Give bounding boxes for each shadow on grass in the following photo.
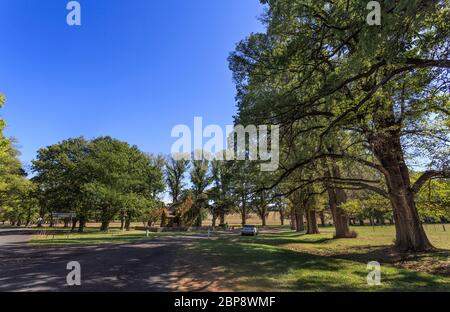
[180,237,450,292]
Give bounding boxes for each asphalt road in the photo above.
[0,228,197,292]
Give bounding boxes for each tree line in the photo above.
[228,0,449,252]
[1,1,449,254]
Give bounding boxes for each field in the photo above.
[28,224,450,291]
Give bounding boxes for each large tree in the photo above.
[32,137,91,231]
[209,159,235,226]
[230,0,450,252]
[165,157,190,204]
[190,157,212,226]
[33,136,161,232]
[0,95,36,226]
[82,137,161,232]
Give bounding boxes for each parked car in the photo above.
[241,225,258,236]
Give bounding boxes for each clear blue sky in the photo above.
[0,0,265,169]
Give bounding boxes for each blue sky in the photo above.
[0,0,265,169]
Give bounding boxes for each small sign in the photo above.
[51,213,77,219]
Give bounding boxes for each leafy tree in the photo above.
[33,137,162,232]
[165,157,190,204]
[190,156,212,226]
[81,137,161,232]
[209,159,235,226]
[230,0,450,251]
[32,137,90,231]
[228,161,258,226]
[0,96,36,226]
[415,175,450,222]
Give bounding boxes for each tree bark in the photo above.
[261,213,267,227]
[306,210,319,234]
[323,161,355,238]
[290,208,296,230]
[211,213,217,227]
[325,177,353,238]
[100,221,110,232]
[279,209,285,226]
[241,200,247,226]
[319,211,325,226]
[120,214,125,230]
[125,216,131,231]
[219,211,225,226]
[71,218,78,232]
[294,206,305,232]
[371,129,433,252]
[78,216,86,233]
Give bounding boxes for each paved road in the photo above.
[0,228,202,292]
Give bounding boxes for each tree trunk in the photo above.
[290,208,296,230]
[195,213,202,227]
[372,131,433,252]
[279,209,285,226]
[219,212,225,226]
[71,218,78,232]
[241,201,246,226]
[100,221,110,232]
[319,211,325,226]
[120,214,125,230]
[160,211,168,227]
[386,175,432,251]
[323,161,355,238]
[211,213,217,227]
[78,216,86,233]
[359,218,365,226]
[325,181,353,238]
[125,216,131,231]
[258,208,267,227]
[306,210,319,234]
[26,212,32,226]
[294,206,304,232]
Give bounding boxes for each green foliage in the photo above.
[165,157,190,203]
[416,178,450,221]
[32,136,164,229]
[341,194,391,220]
[230,0,450,249]
[0,95,35,225]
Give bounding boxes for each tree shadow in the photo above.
[178,237,450,291]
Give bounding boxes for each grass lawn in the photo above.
[176,225,450,291]
[28,224,450,291]
[29,228,195,246]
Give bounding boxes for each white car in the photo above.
[241,225,258,236]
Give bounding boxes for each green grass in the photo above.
[29,228,194,246]
[28,225,450,291]
[178,226,450,291]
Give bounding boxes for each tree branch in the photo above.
[412,170,450,194]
